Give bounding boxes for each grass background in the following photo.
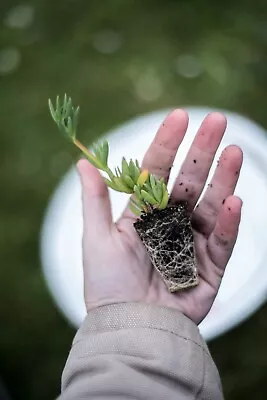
[1,0,267,398]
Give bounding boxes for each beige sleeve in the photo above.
[59,303,223,400]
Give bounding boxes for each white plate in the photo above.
[40,107,267,340]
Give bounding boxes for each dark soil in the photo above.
[134,202,198,292]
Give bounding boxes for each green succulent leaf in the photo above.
[153,182,163,202]
[133,185,143,201]
[65,98,71,118]
[143,183,155,196]
[129,159,135,175]
[129,201,142,216]
[104,178,122,192]
[48,99,56,122]
[63,93,67,109]
[67,116,73,135]
[122,175,135,189]
[73,106,80,132]
[130,197,142,209]
[93,144,101,160]
[141,190,158,205]
[56,96,60,113]
[100,140,109,166]
[150,174,156,190]
[113,177,133,193]
[121,157,129,175]
[129,159,140,183]
[159,184,169,209]
[86,153,104,169]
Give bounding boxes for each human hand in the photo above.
[77,110,243,324]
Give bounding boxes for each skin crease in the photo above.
[77,110,243,325]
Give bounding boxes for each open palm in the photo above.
[78,110,243,325]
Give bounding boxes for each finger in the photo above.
[141,109,189,180]
[121,109,189,220]
[170,112,227,210]
[77,159,113,237]
[208,195,242,270]
[192,145,243,236]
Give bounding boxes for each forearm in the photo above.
[59,303,223,400]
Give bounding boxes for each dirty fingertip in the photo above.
[223,195,243,212]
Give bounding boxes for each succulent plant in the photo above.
[48,95,199,293]
[49,95,169,216]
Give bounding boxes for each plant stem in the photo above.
[74,138,115,180]
[73,138,93,158]
[142,204,148,213]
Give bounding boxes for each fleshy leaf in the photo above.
[56,96,60,112]
[141,190,158,205]
[122,175,135,189]
[86,153,104,169]
[150,174,156,190]
[130,197,142,209]
[93,144,101,160]
[137,169,149,186]
[129,202,142,216]
[133,185,143,200]
[129,159,140,183]
[100,140,109,166]
[153,182,163,202]
[122,157,129,175]
[73,106,80,133]
[63,93,67,110]
[159,186,169,209]
[104,178,122,192]
[48,99,56,122]
[113,177,133,193]
[143,183,154,196]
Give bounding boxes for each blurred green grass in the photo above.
[1,0,267,398]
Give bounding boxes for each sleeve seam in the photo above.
[73,326,211,358]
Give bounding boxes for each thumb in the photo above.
[77,159,113,237]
